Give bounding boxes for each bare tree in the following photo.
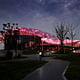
[68,25,76,50]
[55,23,68,53]
[2,23,20,58]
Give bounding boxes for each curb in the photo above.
[62,62,70,80]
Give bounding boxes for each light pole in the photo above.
[42,40,43,51]
[14,25,20,57]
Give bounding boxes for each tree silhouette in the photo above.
[55,23,68,53]
[2,23,20,58]
[68,25,76,50]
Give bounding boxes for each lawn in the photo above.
[22,49,39,55]
[52,53,80,80]
[0,60,47,80]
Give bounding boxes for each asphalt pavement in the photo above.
[22,54,69,80]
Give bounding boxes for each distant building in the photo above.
[4,28,41,50]
[0,27,80,51]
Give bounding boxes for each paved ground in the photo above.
[21,54,69,80]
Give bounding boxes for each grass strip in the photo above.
[52,53,80,80]
[0,60,47,80]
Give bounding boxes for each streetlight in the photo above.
[42,40,43,51]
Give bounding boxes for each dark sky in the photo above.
[0,0,80,39]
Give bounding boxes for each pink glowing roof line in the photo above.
[41,37,80,46]
[12,27,55,38]
[63,39,79,44]
[1,27,80,47]
[41,38,60,45]
[12,27,80,46]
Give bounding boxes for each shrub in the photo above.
[54,49,73,54]
[5,51,13,59]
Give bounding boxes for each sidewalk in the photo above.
[22,54,69,80]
